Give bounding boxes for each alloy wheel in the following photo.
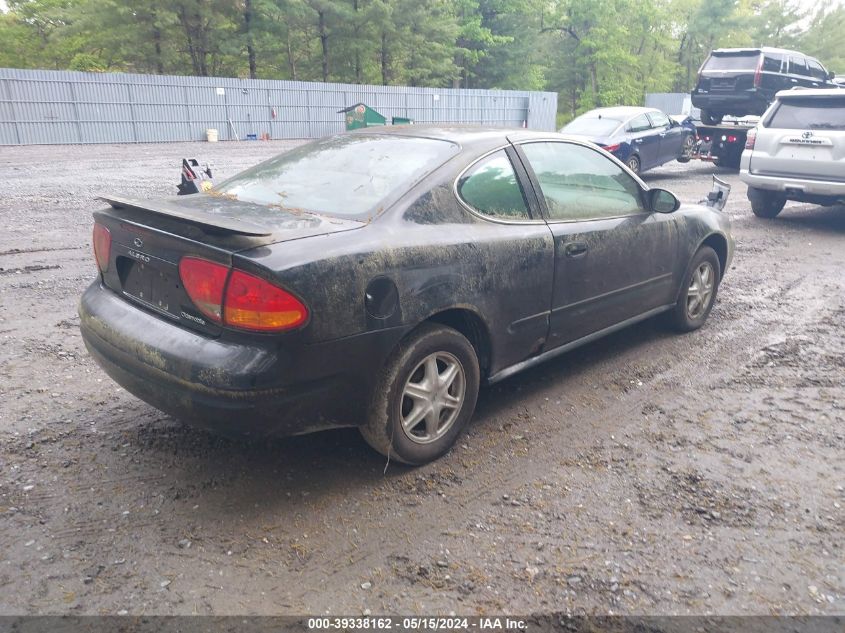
[687,261,714,319]
[400,352,466,444]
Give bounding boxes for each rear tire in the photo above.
[748,186,786,218]
[700,109,723,125]
[625,155,641,175]
[360,323,480,466]
[668,246,721,333]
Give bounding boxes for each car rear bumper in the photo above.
[692,91,768,114]
[79,281,408,437]
[740,167,845,199]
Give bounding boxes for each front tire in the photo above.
[676,136,695,163]
[748,186,786,218]
[360,323,480,465]
[668,246,721,332]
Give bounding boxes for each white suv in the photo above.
[740,88,845,218]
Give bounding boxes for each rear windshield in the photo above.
[767,97,845,130]
[563,117,623,136]
[214,134,459,218]
[704,53,760,71]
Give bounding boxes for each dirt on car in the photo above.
[0,141,842,616]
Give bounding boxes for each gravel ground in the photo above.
[0,140,842,617]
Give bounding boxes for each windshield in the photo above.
[767,97,845,130]
[704,53,760,71]
[214,134,459,218]
[562,117,623,136]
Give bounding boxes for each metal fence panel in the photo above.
[0,68,558,145]
[645,93,699,119]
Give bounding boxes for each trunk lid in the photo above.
[94,194,365,336]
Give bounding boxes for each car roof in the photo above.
[775,87,845,99]
[351,124,574,152]
[576,106,656,120]
[711,47,806,56]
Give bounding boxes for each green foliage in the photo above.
[1,0,842,112]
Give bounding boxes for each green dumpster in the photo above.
[338,103,387,130]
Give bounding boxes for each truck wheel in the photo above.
[700,110,723,125]
[360,323,480,466]
[748,187,786,219]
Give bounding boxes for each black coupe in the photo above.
[80,127,733,465]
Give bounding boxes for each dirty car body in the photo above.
[79,127,733,464]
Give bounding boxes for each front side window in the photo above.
[627,114,652,133]
[648,111,670,129]
[520,142,645,222]
[789,56,808,76]
[808,60,827,80]
[457,150,530,220]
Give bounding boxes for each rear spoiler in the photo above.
[99,195,272,237]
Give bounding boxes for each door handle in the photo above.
[564,241,588,257]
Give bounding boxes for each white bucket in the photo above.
[206,128,219,142]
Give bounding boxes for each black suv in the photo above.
[692,47,836,125]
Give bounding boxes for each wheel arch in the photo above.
[699,233,729,280]
[423,307,492,379]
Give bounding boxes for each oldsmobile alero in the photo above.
[79,127,733,465]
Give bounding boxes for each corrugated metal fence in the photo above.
[0,68,558,145]
[644,93,700,119]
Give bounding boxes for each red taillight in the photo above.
[224,269,308,332]
[726,135,738,144]
[602,143,621,153]
[178,257,308,332]
[745,128,757,150]
[93,223,111,272]
[178,257,229,322]
[754,56,763,88]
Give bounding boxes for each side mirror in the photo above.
[649,188,680,213]
[829,70,836,80]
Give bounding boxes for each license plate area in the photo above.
[116,254,181,315]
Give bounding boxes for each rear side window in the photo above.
[767,97,845,130]
[457,150,530,220]
[215,134,459,219]
[704,53,759,71]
